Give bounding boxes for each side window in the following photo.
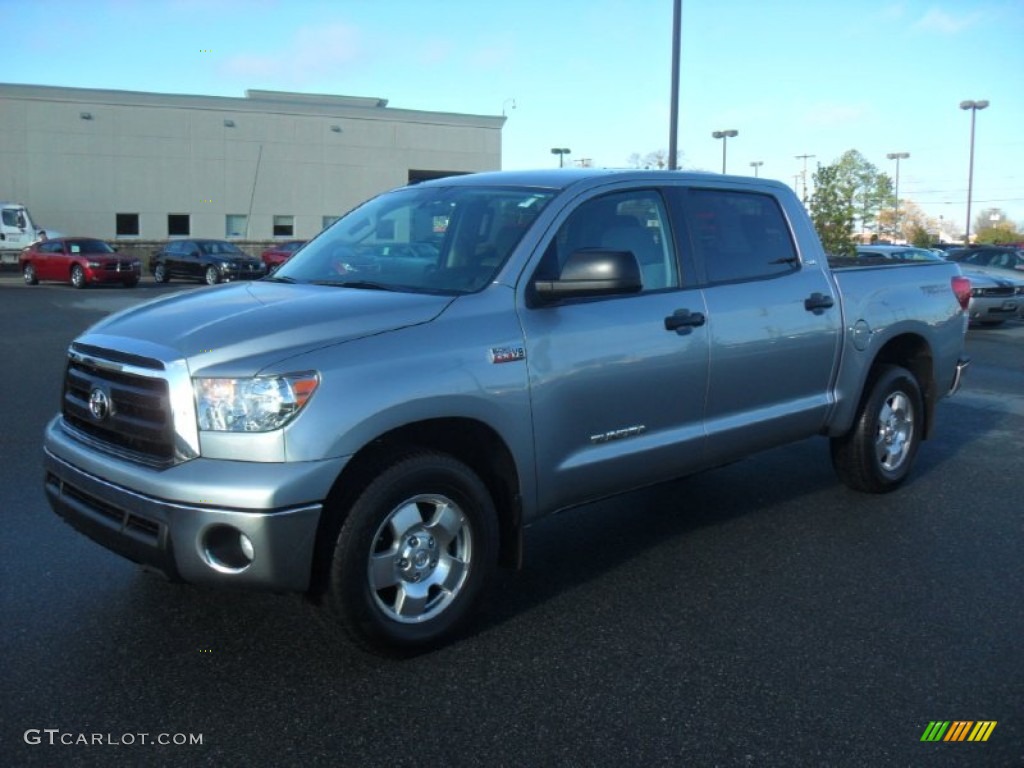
[681,189,798,284]
[539,190,679,291]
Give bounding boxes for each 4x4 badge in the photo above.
[88,388,111,421]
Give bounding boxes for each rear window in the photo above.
[680,189,798,283]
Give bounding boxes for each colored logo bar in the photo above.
[921,721,997,742]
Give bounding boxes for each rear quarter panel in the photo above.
[828,261,966,436]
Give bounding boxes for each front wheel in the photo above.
[23,263,38,285]
[204,265,220,285]
[323,452,498,653]
[831,365,923,493]
[153,262,170,283]
[70,264,86,289]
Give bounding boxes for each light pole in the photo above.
[795,153,815,203]
[749,161,763,177]
[550,147,571,168]
[502,98,516,116]
[886,152,910,241]
[960,99,989,244]
[712,130,738,173]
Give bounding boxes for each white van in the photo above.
[0,203,49,265]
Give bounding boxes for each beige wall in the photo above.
[0,84,504,240]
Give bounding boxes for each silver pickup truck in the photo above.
[43,170,970,652]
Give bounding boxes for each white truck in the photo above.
[0,202,50,266]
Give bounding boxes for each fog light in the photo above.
[202,525,254,572]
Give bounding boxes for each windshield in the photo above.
[274,185,554,294]
[200,241,244,256]
[67,239,116,254]
[2,207,28,229]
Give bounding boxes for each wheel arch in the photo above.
[308,417,523,598]
[860,333,936,439]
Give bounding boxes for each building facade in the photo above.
[0,83,505,241]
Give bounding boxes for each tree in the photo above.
[627,149,684,170]
[835,150,891,236]
[809,161,856,257]
[972,207,1023,244]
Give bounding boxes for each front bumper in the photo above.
[43,416,347,591]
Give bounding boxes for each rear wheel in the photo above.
[23,263,38,285]
[70,264,86,289]
[831,365,923,493]
[323,452,498,653]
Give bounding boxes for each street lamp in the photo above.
[550,147,571,168]
[795,153,815,203]
[886,152,910,241]
[502,98,516,116]
[711,130,738,173]
[959,99,989,244]
[749,161,763,177]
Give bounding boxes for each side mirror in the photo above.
[533,248,642,303]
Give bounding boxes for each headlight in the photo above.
[86,260,101,268]
[220,261,233,269]
[195,373,319,432]
[970,288,984,297]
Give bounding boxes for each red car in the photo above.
[260,240,307,269]
[21,237,140,288]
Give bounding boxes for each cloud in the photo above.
[220,22,364,85]
[913,7,985,35]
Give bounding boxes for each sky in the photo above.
[4,0,1023,233]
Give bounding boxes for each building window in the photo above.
[273,215,294,237]
[168,214,190,237]
[225,214,248,238]
[322,216,339,230]
[115,213,139,237]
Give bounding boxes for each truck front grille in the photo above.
[62,348,176,467]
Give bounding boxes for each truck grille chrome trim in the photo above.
[62,344,199,466]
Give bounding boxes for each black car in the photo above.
[947,246,1024,276]
[150,239,266,285]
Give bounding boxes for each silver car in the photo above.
[856,245,1023,325]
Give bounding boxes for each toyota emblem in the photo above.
[88,388,111,421]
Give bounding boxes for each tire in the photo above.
[23,263,38,285]
[153,262,170,283]
[831,365,923,493]
[204,265,220,285]
[323,452,498,653]
[70,264,86,289]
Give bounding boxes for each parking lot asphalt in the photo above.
[1,277,1021,768]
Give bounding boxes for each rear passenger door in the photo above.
[519,187,710,514]
[670,186,841,464]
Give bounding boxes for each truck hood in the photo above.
[83,281,455,373]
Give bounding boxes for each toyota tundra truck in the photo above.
[42,170,971,652]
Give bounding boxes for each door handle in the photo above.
[804,292,835,313]
[664,308,706,334]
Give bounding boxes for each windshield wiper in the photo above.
[311,279,395,291]
[262,275,297,283]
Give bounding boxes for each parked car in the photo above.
[44,169,970,653]
[856,245,939,262]
[261,240,308,270]
[947,246,1024,276]
[20,237,140,288]
[151,239,266,285]
[856,245,1023,325]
